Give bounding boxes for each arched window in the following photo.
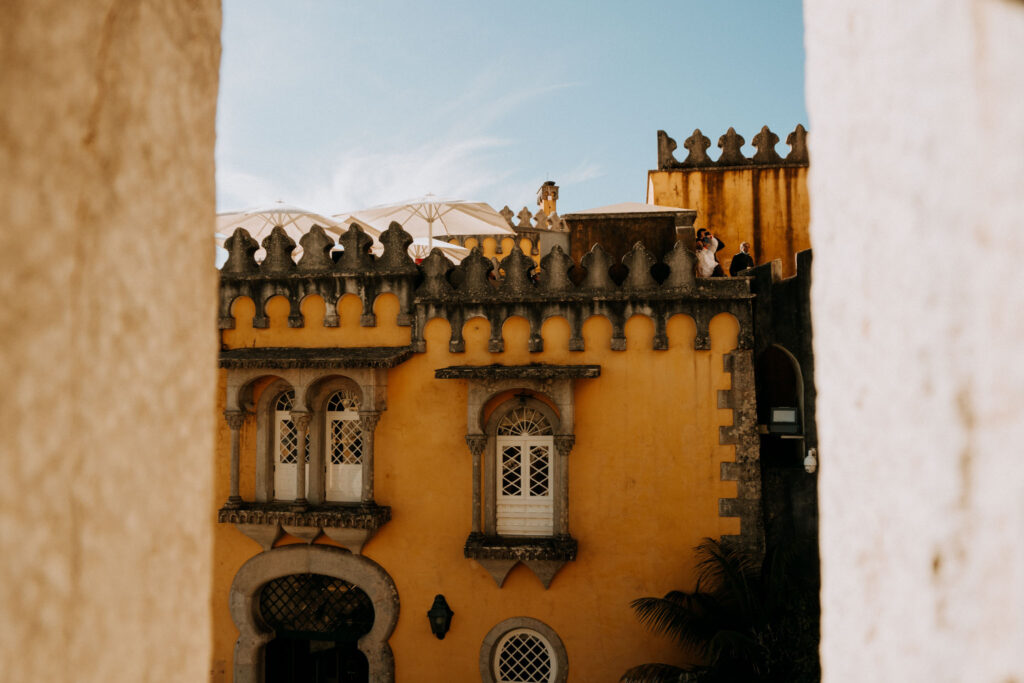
[325,389,362,502]
[273,390,307,500]
[494,629,555,683]
[496,407,554,536]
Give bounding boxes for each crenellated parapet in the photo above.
[441,204,567,257]
[656,124,808,171]
[218,221,755,353]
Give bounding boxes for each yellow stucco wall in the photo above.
[462,235,542,266]
[647,166,810,277]
[213,296,742,681]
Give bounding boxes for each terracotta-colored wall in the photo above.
[213,295,742,681]
[647,167,810,277]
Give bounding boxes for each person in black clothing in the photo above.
[729,241,754,276]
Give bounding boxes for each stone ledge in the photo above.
[464,533,577,589]
[218,502,391,554]
[463,533,578,561]
[219,346,413,369]
[436,364,600,380]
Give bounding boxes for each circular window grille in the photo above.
[494,629,555,683]
[497,407,553,436]
[258,573,374,641]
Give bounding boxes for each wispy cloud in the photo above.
[286,137,517,213]
[560,160,604,185]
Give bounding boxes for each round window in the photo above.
[493,628,555,683]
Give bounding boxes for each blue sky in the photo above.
[217,0,807,216]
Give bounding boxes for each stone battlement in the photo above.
[218,221,754,353]
[656,124,808,171]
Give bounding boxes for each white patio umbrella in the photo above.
[216,201,344,261]
[342,194,514,244]
[332,215,471,264]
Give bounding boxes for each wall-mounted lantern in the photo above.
[427,594,454,640]
[769,406,801,435]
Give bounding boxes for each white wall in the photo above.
[805,1,1024,680]
[0,2,220,680]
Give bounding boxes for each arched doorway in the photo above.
[260,573,373,682]
[230,545,399,683]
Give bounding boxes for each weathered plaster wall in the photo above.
[648,166,810,277]
[805,2,1024,681]
[0,2,220,681]
[212,302,743,681]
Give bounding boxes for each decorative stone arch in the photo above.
[479,616,568,683]
[230,544,399,683]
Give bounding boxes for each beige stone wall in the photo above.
[0,2,220,681]
[805,1,1024,681]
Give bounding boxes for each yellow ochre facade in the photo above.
[210,219,764,682]
[648,126,810,277]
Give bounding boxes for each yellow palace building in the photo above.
[211,127,813,682]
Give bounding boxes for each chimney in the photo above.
[537,180,558,216]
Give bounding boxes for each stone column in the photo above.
[466,434,487,533]
[224,410,247,507]
[554,435,575,537]
[291,411,311,509]
[359,412,381,503]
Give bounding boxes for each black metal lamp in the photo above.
[427,594,454,639]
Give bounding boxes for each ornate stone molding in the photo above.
[218,502,391,554]
[358,410,381,432]
[554,435,575,457]
[289,410,311,431]
[465,434,487,456]
[224,409,248,430]
[219,224,756,354]
[464,533,577,588]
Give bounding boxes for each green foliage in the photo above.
[621,531,820,683]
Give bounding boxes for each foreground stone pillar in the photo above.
[805,2,1024,680]
[0,2,221,681]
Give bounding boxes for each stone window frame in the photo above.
[229,544,399,683]
[460,376,579,588]
[225,368,385,506]
[487,397,561,537]
[220,366,391,553]
[479,616,568,683]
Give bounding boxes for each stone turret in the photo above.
[537,180,558,216]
